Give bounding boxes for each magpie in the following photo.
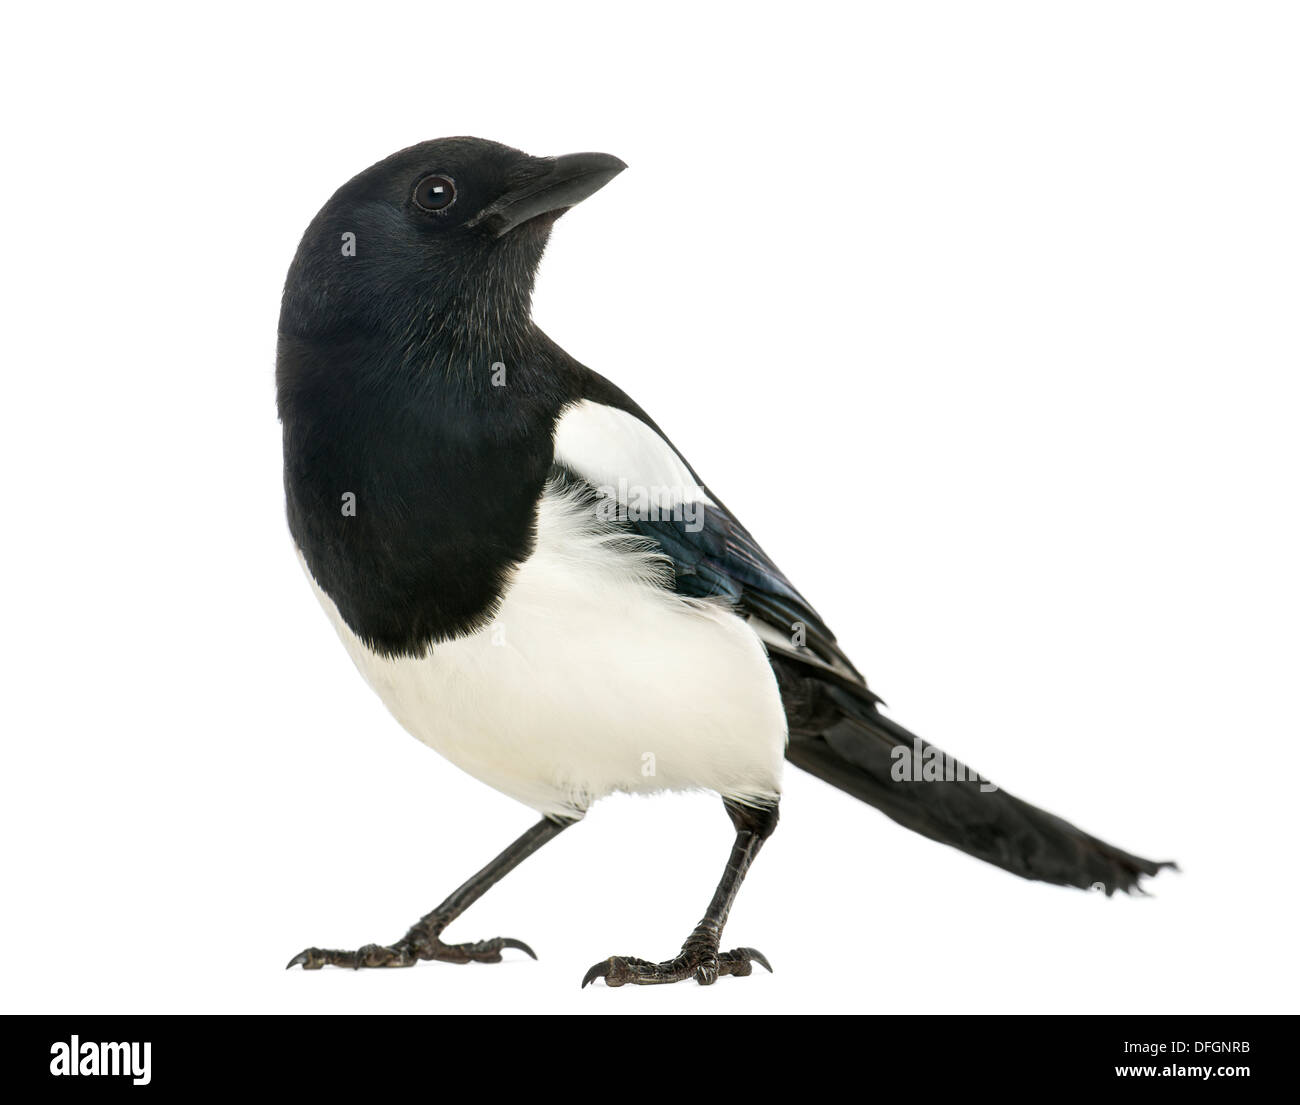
[277,137,1173,987]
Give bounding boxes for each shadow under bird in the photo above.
[276,137,1173,987]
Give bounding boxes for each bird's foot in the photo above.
[286,919,535,970]
[581,929,771,988]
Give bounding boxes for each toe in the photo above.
[719,946,772,977]
[694,961,719,985]
[581,957,616,988]
[581,961,606,988]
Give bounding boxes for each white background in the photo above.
[2,1,1296,1015]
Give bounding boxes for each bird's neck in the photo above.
[390,236,550,388]
[277,294,577,439]
[404,294,538,387]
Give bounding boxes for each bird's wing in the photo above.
[550,386,1170,894]
[551,391,874,698]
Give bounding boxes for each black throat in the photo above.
[276,237,583,658]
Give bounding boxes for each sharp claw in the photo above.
[501,937,537,960]
[286,949,325,970]
[737,947,772,973]
[581,960,610,988]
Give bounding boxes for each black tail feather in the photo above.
[775,661,1174,894]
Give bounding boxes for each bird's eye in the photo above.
[413,174,456,212]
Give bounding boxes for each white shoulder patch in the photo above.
[553,399,714,511]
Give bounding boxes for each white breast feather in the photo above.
[303,477,787,819]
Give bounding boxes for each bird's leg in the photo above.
[287,815,572,970]
[582,798,778,987]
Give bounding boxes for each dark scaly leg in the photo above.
[582,798,778,987]
[287,816,572,970]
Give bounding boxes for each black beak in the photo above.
[470,152,627,238]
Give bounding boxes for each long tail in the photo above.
[775,661,1174,894]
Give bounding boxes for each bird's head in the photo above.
[278,136,625,352]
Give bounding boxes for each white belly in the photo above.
[302,486,788,818]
